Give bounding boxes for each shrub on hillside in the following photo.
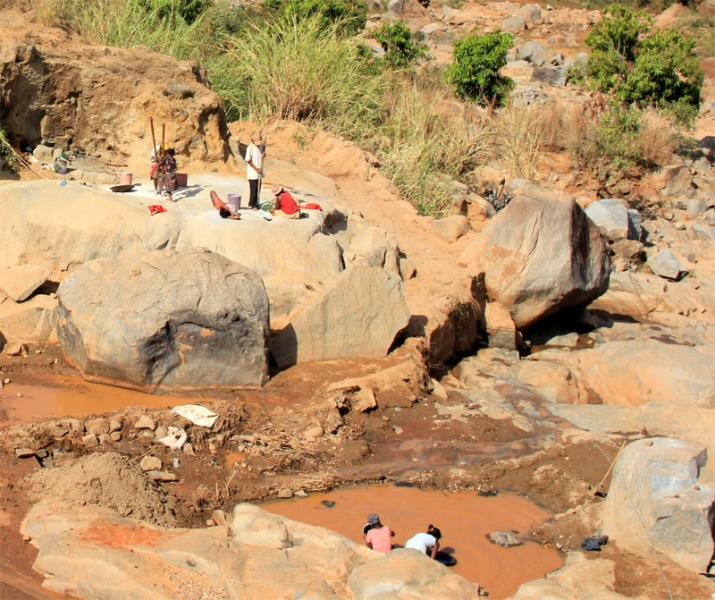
[373,21,428,69]
[443,31,514,115]
[584,4,703,124]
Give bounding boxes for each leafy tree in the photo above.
[584,4,703,124]
[624,29,703,124]
[585,5,650,92]
[443,31,514,115]
[373,20,428,69]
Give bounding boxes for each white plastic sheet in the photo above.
[170,404,219,428]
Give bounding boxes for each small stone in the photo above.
[154,425,168,440]
[81,434,98,447]
[22,534,31,542]
[140,456,162,471]
[3,378,9,384]
[5,342,28,357]
[134,415,156,431]
[183,443,195,455]
[304,426,324,441]
[206,519,216,527]
[393,426,403,434]
[85,418,110,435]
[16,392,22,398]
[488,531,523,547]
[146,470,177,482]
[294,490,308,498]
[15,448,36,458]
[212,510,228,527]
[110,431,122,442]
[277,488,294,499]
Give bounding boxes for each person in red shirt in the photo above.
[270,185,301,219]
[363,514,395,554]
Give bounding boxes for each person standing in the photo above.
[245,132,264,210]
[161,148,178,203]
[405,525,441,559]
[363,514,395,554]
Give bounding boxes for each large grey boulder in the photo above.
[602,437,715,573]
[530,67,567,87]
[348,549,480,599]
[270,266,410,367]
[585,198,641,241]
[57,248,269,392]
[459,195,610,329]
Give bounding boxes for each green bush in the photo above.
[373,20,428,69]
[443,31,514,112]
[584,4,703,124]
[572,101,643,173]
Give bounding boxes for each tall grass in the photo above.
[491,104,543,181]
[39,0,211,60]
[374,76,490,216]
[210,15,384,139]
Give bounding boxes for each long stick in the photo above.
[150,117,162,194]
[594,440,627,496]
[149,117,158,160]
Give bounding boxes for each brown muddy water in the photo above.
[264,485,563,599]
[0,375,199,428]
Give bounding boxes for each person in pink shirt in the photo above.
[363,514,395,554]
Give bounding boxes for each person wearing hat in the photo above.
[363,514,395,554]
[245,132,264,210]
[270,184,301,219]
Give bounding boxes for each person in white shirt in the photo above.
[404,524,441,559]
[245,132,264,210]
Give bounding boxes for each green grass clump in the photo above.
[210,15,384,139]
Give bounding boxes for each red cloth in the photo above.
[148,205,166,214]
[302,202,322,211]
[275,191,299,215]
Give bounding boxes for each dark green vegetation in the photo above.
[444,31,514,114]
[581,4,704,124]
[373,20,428,69]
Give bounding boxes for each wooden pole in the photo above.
[594,440,627,496]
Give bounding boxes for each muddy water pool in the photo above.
[0,375,205,428]
[264,485,563,599]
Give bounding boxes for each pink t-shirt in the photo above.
[366,526,393,553]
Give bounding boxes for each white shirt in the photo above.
[404,533,437,554]
[245,143,262,180]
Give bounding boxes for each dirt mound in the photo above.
[27,452,178,527]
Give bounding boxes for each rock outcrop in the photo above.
[602,437,715,573]
[459,194,610,329]
[57,249,269,391]
[0,31,230,165]
[270,266,410,367]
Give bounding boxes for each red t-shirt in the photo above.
[276,191,299,215]
[366,526,393,553]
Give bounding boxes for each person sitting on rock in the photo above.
[405,524,441,559]
[270,185,301,219]
[363,514,394,554]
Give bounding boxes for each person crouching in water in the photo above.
[270,185,301,219]
[405,524,441,559]
[363,514,395,554]
[161,148,178,203]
